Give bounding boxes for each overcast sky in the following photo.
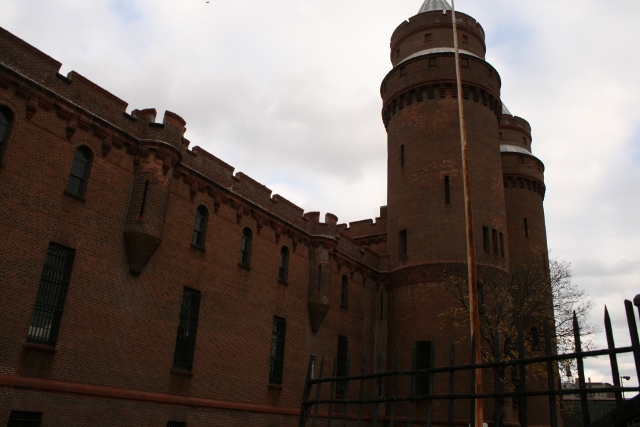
[3,0,640,387]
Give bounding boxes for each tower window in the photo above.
[8,411,42,427]
[380,293,384,321]
[0,106,14,164]
[278,246,289,283]
[522,136,527,144]
[492,229,499,255]
[498,132,503,140]
[415,341,432,396]
[28,243,75,346]
[424,33,432,42]
[524,218,529,237]
[399,229,408,257]
[482,227,490,253]
[173,287,201,371]
[65,146,93,198]
[167,423,186,427]
[192,205,208,248]
[499,232,505,258]
[531,327,540,349]
[462,34,469,44]
[444,176,451,204]
[139,180,150,217]
[519,155,525,164]
[400,144,405,169]
[461,57,469,67]
[336,336,348,395]
[340,275,349,308]
[428,57,437,67]
[399,66,406,76]
[239,227,253,268]
[269,316,286,385]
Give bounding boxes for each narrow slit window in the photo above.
[524,218,529,237]
[278,246,289,283]
[0,106,14,163]
[499,232,505,258]
[192,206,208,248]
[399,229,408,257]
[424,33,432,42]
[482,226,490,253]
[66,146,93,197]
[400,144,405,169]
[239,227,253,267]
[27,243,75,346]
[462,34,469,44]
[139,181,149,216]
[444,176,451,204]
[173,287,201,371]
[380,293,384,321]
[269,316,286,385]
[317,265,322,290]
[492,229,499,255]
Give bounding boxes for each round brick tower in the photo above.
[381,0,510,418]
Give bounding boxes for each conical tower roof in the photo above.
[418,0,452,13]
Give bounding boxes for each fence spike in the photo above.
[427,339,435,427]
[299,355,317,427]
[311,355,325,427]
[624,299,640,382]
[407,342,416,427]
[573,311,590,426]
[605,306,623,406]
[544,319,558,427]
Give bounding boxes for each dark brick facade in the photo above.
[0,4,551,426]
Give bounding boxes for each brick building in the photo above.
[0,0,551,426]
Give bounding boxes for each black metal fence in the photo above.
[298,297,640,427]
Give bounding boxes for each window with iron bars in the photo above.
[336,336,348,395]
[269,316,286,384]
[173,287,201,371]
[8,411,42,427]
[27,243,75,346]
[415,341,432,396]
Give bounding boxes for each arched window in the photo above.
[0,107,14,163]
[66,146,92,197]
[192,206,208,248]
[340,275,348,308]
[239,227,252,267]
[278,246,289,283]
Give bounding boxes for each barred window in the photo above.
[192,206,208,248]
[340,275,348,308]
[415,341,432,396]
[269,316,286,384]
[8,411,42,427]
[0,106,13,163]
[65,146,92,197]
[239,227,252,267]
[27,243,75,345]
[336,336,348,395]
[173,287,201,371]
[278,246,289,283]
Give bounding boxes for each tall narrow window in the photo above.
[482,226,490,253]
[269,316,286,385]
[336,336,348,395]
[444,176,451,204]
[492,229,499,255]
[139,180,149,216]
[173,287,201,371]
[27,243,75,345]
[192,206,208,248]
[8,411,42,427]
[399,229,407,257]
[0,106,13,163]
[239,227,253,267]
[340,275,349,308]
[65,146,92,197]
[400,144,405,169]
[415,341,432,396]
[278,246,289,283]
[499,232,505,258]
[380,293,384,321]
[524,218,529,238]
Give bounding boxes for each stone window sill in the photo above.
[268,384,283,391]
[171,368,193,377]
[23,342,57,354]
[63,190,86,202]
[190,243,206,253]
[238,263,251,271]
